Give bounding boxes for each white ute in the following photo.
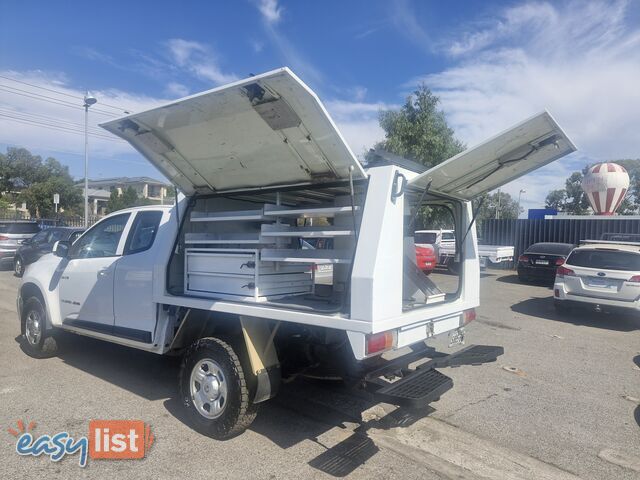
[17,68,576,438]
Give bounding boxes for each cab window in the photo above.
[70,214,130,259]
[124,211,163,254]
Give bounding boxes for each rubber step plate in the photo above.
[373,369,453,409]
[431,345,504,368]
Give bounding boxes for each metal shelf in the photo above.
[190,209,269,222]
[263,204,359,218]
[261,224,354,238]
[260,249,352,264]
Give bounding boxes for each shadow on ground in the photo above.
[511,296,640,332]
[497,274,553,288]
[16,331,432,477]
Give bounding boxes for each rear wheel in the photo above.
[21,297,58,358]
[14,256,24,277]
[179,337,257,439]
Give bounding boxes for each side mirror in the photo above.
[21,238,32,245]
[53,240,70,258]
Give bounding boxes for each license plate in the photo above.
[535,260,549,265]
[586,278,616,289]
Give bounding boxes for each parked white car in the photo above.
[17,68,575,439]
[554,240,640,314]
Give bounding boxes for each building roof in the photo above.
[82,176,169,187]
[82,188,111,200]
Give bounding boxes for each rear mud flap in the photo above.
[364,345,503,409]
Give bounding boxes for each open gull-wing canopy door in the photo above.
[407,111,576,199]
[100,68,365,195]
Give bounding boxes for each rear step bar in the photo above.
[363,344,504,409]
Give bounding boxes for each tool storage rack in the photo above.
[184,202,358,302]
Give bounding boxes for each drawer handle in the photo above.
[241,282,256,289]
[240,261,256,269]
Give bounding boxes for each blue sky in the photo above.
[1,0,639,212]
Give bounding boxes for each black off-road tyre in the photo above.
[179,337,258,439]
[21,297,58,358]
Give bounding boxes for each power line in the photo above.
[0,140,149,166]
[0,85,120,117]
[0,108,111,136]
[0,113,125,142]
[0,74,133,113]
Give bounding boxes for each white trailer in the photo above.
[17,68,575,438]
[438,244,515,269]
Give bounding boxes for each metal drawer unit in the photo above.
[185,249,313,301]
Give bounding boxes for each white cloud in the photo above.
[165,39,238,85]
[407,0,640,209]
[165,82,190,98]
[0,70,165,173]
[250,39,264,53]
[324,100,394,158]
[256,0,282,25]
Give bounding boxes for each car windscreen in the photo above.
[566,249,640,272]
[526,243,574,255]
[0,223,40,234]
[415,232,437,244]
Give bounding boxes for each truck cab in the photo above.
[18,68,575,439]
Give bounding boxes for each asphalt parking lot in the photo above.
[1,267,639,479]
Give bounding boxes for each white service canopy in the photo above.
[408,111,576,199]
[101,68,366,195]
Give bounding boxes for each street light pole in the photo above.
[83,92,97,228]
[517,189,526,218]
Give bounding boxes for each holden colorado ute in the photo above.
[17,68,575,439]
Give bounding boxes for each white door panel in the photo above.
[58,257,117,326]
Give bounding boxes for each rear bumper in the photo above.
[517,264,557,281]
[0,248,16,262]
[554,284,639,312]
[361,344,504,408]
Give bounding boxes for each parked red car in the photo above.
[416,245,437,274]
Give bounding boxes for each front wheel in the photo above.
[179,337,257,439]
[14,256,24,277]
[21,297,58,358]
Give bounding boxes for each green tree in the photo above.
[106,186,153,213]
[545,189,567,210]
[1,147,81,216]
[370,85,465,168]
[564,171,590,215]
[21,177,82,217]
[0,147,49,192]
[475,191,521,225]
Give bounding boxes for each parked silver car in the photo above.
[554,240,640,314]
[0,221,41,266]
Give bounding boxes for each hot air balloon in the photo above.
[581,163,630,215]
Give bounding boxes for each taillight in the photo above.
[0,235,8,241]
[556,265,575,278]
[462,308,476,325]
[628,275,640,283]
[365,330,397,355]
[518,255,529,263]
[555,258,565,266]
